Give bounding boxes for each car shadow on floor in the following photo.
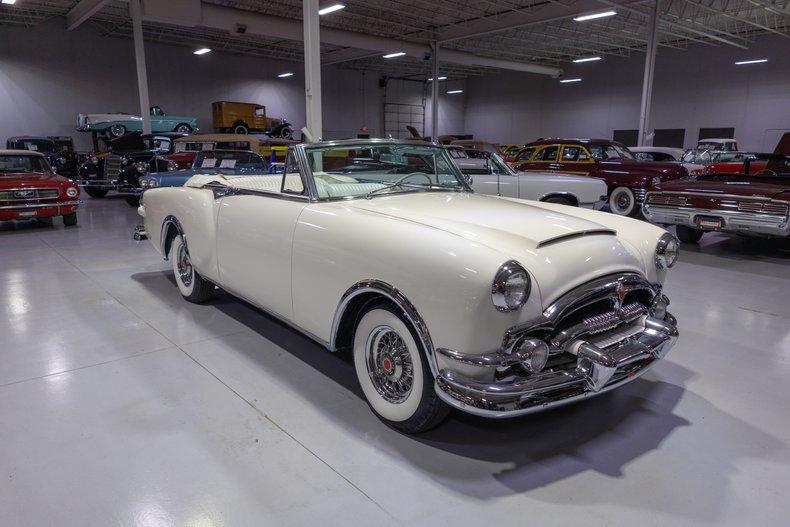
[143,273,692,479]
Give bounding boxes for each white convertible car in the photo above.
[140,139,679,433]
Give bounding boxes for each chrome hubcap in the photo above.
[616,192,631,210]
[365,325,414,404]
[176,241,193,287]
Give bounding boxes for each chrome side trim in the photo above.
[330,280,438,376]
[159,215,184,260]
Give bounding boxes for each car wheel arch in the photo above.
[330,280,438,377]
[539,192,579,206]
[160,215,185,260]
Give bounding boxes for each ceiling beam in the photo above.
[681,0,790,38]
[66,0,111,30]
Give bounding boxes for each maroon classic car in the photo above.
[0,150,81,226]
[513,139,688,216]
[642,154,790,243]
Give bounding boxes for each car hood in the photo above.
[653,176,790,199]
[350,191,614,250]
[347,192,647,304]
[0,172,69,188]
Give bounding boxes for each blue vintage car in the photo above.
[77,106,198,138]
[139,149,277,190]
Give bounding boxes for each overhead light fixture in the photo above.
[428,76,448,81]
[560,78,582,83]
[193,48,211,55]
[573,56,602,63]
[734,58,768,65]
[2,0,18,4]
[318,3,345,15]
[573,10,617,22]
[447,89,463,94]
[383,52,406,59]
[278,72,294,78]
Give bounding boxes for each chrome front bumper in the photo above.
[0,200,81,211]
[76,179,120,190]
[643,204,790,238]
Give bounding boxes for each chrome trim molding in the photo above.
[159,215,184,260]
[0,200,81,211]
[330,280,438,376]
[491,260,530,312]
[643,203,790,238]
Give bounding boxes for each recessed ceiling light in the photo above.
[193,48,211,55]
[1,0,17,5]
[318,3,345,15]
[447,89,463,94]
[572,56,602,63]
[573,11,617,22]
[383,52,406,59]
[428,76,448,81]
[278,72,294,78]
[560,78,582,83]
[734,58,768,65]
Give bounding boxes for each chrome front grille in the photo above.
[0,188,60,203]
[738,201,788,215]
[647,194,687,207]
[581,302,648,335]
[104,154,124,179]
[634,188,647,203]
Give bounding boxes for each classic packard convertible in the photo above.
[140,139,680,432]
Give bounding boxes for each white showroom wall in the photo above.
[0,19,465,149]
[463,34,790,151]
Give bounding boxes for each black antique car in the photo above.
[77,132,183,205]
[5,136,84,178]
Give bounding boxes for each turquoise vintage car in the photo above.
[76,106,198,138]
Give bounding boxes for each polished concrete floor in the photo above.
[1,196,789,527]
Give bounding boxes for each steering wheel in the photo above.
[391,172,433,186]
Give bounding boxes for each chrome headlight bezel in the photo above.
[65,186,79,198]
[134,161,149,174]
[492,260,531,312]
[655,232,680,269]
[140,177,157,189]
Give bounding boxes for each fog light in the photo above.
[515,338,549,374]
[651,294,669,319]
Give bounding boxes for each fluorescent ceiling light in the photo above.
[318,3,345,15]
[278,72,294,78]
[734,58,767,65]
[447,89,463,94]
[428,76,448,81]
[573,56,602,63]
[573,10,617,22]
[193,48,211,55]
[1,0,17,4]
[560,78,582,83]
[383,52,406,59]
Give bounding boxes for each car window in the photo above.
[216,141,251,150]
[561,146,589,161]
[0,155,50,173]
[254,107,266,118]
[447,148,468,159]
[465,149,487,159]
[534,145,559,161]
[514,147,535,162]
[281,151,304,194]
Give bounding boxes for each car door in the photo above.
[556,145,596,176]
[519,144,560,172]
[468,154,518,197]
[215,152,309,319]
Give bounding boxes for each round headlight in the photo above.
[66,186,79,198]
[651,176,661,187]
[121,158,129,165]
[135,162,149,174]
[491,260,531,312]
[140,178,157,188]
[167,161,178,171]
[514,337,549,374]
[655,233,680,269]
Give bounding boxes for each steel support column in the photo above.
[430,41,440,141]
[129,0,151,135]
[637,0,659,146]
[303,0,323,141]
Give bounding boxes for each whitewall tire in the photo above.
[353,306,448,432]
[170,235,214,303]
[609,186,638,216]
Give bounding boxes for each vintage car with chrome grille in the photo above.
[643,154,790,243]
[0,150,80,226]
[77,132,179,205]
[77,105,197,139]
[139,139,679,433]
[513,139,688,216]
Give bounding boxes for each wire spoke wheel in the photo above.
[365,325,414,404]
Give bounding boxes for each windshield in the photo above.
[304,143,467,199]
[0,155,51,173]
[589,144,634,160]
[193,151,266,171]
[9,139,55,153]
[142,136,171,152]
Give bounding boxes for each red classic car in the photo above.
[512,139,688,216]
[642,154,790,243]
[0,150,81,226]
[702,152,767,175]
